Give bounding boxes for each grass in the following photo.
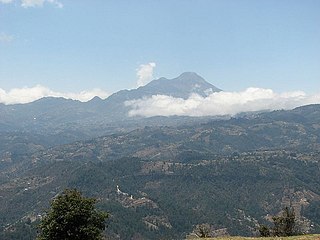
[188,235,320,240]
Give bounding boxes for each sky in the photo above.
[0,0,320,113]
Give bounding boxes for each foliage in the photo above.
[37,189,108,240]
[259,207,297,237]
[258,224,271,237]
[273,207,296,237]
[194,223,212,238]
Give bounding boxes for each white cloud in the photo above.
[136,62,156,87]
[0,85,109,105]
[21,0,44,7]
[0,32,14,43]
[0,0,13,3]
[125,88,320,117]
[0,0,63,8]
[62,89,109,102]
[21,0,63,8]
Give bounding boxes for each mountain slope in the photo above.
[1,105,320,239]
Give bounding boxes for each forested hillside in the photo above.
[1,105,320,239]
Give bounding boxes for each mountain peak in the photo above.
[138,72,221,99]
[177,72,203,80]
[103,72,222,119]
[173,72,210,86]
[88,96,103,102]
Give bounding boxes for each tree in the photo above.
[258,224,270,237]
[37,189,108,240]
[259,206,297,237]
[272,206,296,237]
[194,223,211,238]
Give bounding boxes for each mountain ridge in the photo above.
[1,72,220,106]
[0,72,222,132]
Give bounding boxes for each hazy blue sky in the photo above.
[1,0,320,102]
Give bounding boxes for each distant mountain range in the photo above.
[0,72,221,132]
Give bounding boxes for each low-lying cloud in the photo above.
[125,88,320,117]
[0,85,109,105]
[136,62,156,87]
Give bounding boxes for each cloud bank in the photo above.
[0,85,109,105]
[125,88,320,117]
[136,62,156,87]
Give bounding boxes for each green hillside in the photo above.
[1,105,320,239]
